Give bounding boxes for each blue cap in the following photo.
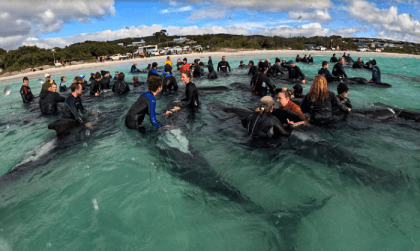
[80,75,85,79]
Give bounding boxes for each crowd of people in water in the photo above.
[18,52,388,140]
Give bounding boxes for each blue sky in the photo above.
[1,0,420,50]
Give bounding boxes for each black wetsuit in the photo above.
[271,64,284,76]
[252,73,276,96]
[112,80,130,95]
[176,62,183,71]
[62,95,87,124]
[147,68,160,79]
[59,82,67,92]
[308,57,314,63]
[162,75,178,92]
[280,62,287,68]
[81,81,89,91]
[207,65,218,79]
[217,61,231,72]
[296,57,302,62]
[39,90,65,115]
[285,66,305,80]
[301,57,308,62]
[125,91,162,133]
[131,65,138,73]
[352,61,365,69]
[337,95,352,108]
[332,63,347,78]
[193,65,204,78]
[365,61,373,70]
[100,77,111,90]
[182,82,199,109]
[90,80,101,96]
[330,56,338,63]
[20,85,35,103]
[239,64,246,68]
[318,68,339,82]
[241,112,292,139]
[300,91,349,125]
[248,66,258,76]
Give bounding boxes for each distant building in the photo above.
[118,43,124,46]
[185,41,197,45]
[132,40,146,47]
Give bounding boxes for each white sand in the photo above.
[1,49,419,82]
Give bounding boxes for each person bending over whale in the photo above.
[125,76,164,133]
[193,61,204,78]
[148,62,160,79]
[242,96,293,140]
[369,60,381,84]
[336,83,352,109]
[284,60,306,84]
[239,61,246,68]
[174,71,199,111]
[332,57,347,79]
[63,82,89,125]
[330,54,338,63]
[364,58,373,70]
[162,65,178,92]
[318,61,340,83]
[251,61,276,96]
[207,64,218,80]
[39,83,65,115]
[131,62,142,73]
[300,75,351,125]
[301,55,308,62]
[270,58,285,76]
[20,77,35,103]
[112,72,130,95]
[352,57,365,69]
[217,56,231,73]
[90,72,101,96]
[248,61,258,76]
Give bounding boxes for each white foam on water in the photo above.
[92,199,99,210]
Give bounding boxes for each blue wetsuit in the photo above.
[125,91,162,132]
[372,66,381,83]
[147,68,160,79]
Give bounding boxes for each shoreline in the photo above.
[1,49,419,82]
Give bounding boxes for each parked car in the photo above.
[357,48,367,52]
[110,54,129,61]
[316,46,326,51]
[375,48,381,52]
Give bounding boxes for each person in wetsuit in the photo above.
[89,73,95,82]
[251,61,276,96]
[280,59,288,68]
[20,77,35,103]
[162,65,178,92]
[148,62,160,79]
[176,58,183,71]
[293,84,304,99]
[112,72,130,95]
[284,60,306,84]
[193,61,204,78]
[352,57,365,69]
[332,57,347,79]
[100,71,111,90]
[302,55,308,62]
[131,62,141,73]
[217,56,231,73]
[239,61,246,68]
[90,72,102,96]
[39,83,65,115]
[308,55,314,63]
[370,60,381,84]
[125,76,163,133]
[300,75,351,125]
[364,58,373,70]
[174,71,199,111]
[318,61,340,82]
[59,76,67,92]
[242,96,293,139]
[114,72,119,81]
[248,61,258,76]
[337,83,352,108]
[330,54,338,63]
[62,82,89,125]
[132,76,143,87]
[295,55,301,62]
[270,58,284,76]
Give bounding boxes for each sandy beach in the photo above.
[1,49,419,82]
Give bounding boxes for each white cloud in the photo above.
[0,1,115,42]
[329,27,367,37]
[160,5,193,14]
[289,10,332,23]
[348,0,420,41]
[17,23,329,49]
[189,7,227,20]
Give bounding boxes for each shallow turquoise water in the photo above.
[0,53,419,251]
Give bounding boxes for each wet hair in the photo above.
[249,60,254,66]
[339,57,345,62]
[322,61,329,67]
[118,72,125,80]
[51,82,57,86]
[95,72,101,80]
[61,76,65,81]
[240,60,243,63]
[152,62,158,68]
[91,73,95,77]
[293,84,303,98]
[23,77,29,82]
[74,76,82,83]
[70,82,81,92]
[133,76,139,82]
[182,71,192,79]
[148,76,163,92]
[199,62,204,67]
[307,75,329,104]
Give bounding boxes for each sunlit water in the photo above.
[0,54,419,251]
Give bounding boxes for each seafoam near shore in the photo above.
[1,49,419,82]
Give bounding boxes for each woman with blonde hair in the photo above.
[300,74,351,125]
